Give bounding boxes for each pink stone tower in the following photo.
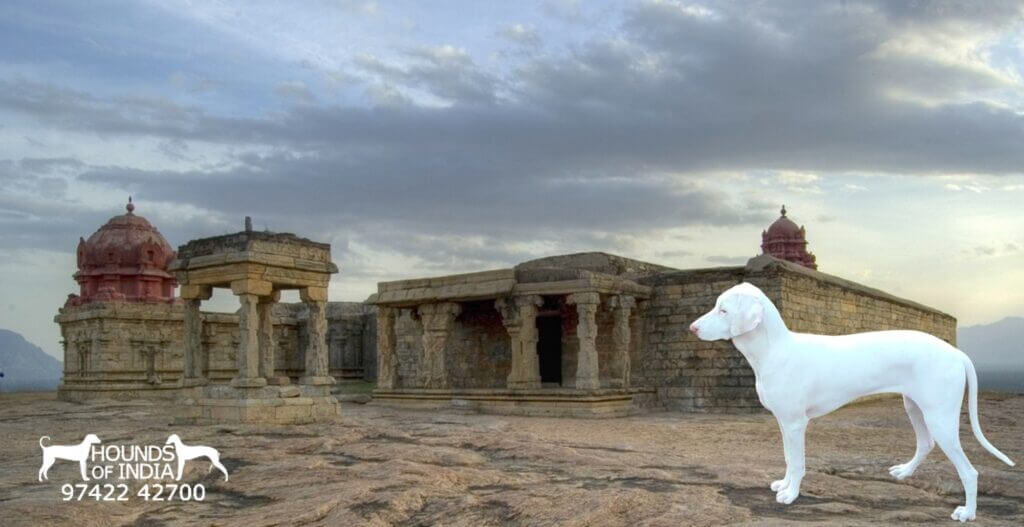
[760,205,817,270]
[67,197,177,305]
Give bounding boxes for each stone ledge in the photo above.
[174,395,340,424]
[372,388,640,418]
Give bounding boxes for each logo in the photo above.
[38,434,102,481]
[37,433,228,502]
[165,434,229,482]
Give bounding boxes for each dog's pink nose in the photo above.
[689,324,698,335]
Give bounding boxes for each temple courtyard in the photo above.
[0,392,1021,526]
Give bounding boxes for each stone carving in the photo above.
[609,295,636,388]
[417,302,461,389]
[299,287,334,386]
[377,307,398,389]
[132,340,165,385]
[567,292,601,390]
[180,297,207,385]
[258,293,288,385]
[496,295,543,390]
[233,292,265,388]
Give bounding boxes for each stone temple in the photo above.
[56,202,956,418]
[56,201,375,404]
[368,206,955,416]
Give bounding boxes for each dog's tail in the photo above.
[39,436,50,448]
[964,355,1015,466]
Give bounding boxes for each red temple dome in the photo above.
[761,205,817,270]
[67,198,177,306]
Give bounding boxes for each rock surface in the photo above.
[1,392,1021,526]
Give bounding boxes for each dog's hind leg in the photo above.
[923,408,978,522]
[39,456,53,481]
[889,396,934,480]
[209,455,229,482]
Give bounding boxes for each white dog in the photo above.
[38,434,101,482]
[690,282,1015,523]
[165,434,229,482]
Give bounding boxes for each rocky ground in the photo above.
[0,391,1021,526]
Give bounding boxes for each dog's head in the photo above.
[165,434,181,445]
[689,282,766,341]
[83,434,101,445]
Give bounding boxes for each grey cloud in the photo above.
[704,255,751,265]
[4,1,1024,269]
[496,24,541,46]
[354,46,498,106]
[274,81,316,104]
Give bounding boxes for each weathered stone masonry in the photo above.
[635,255,957,413]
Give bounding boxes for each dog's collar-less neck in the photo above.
[731,301,790,375]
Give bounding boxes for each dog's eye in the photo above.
[719,308,727,314]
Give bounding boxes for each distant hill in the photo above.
[0,329,62,392]
[958,317,1024,393]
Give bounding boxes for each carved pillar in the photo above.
[179,285,211,387]
[567,292,601,390]
[258,291,288,385]
[417,302,461,389]
[300,286,335,385]
[608,295,636,388]
[231,279,271,388]
[377,306,399,389]
[497,295,543,390]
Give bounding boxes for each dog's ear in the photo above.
[729,294,764,337]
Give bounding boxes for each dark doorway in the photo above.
[537,316,562,384]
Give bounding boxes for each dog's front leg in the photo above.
[176,454,185,481]
[79,460,90,482]
[771,417,791,492]
[776,416,808,505]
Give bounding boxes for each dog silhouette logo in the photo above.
[165,434,229,482]
[38,434,101,481]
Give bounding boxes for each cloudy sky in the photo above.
[2,0,1023,360]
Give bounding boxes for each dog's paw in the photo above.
[770,478,789,492]
[888,462,916,480]
[775,486,800,505]
[951,505,975,522]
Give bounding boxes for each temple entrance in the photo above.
[537,316,562,385]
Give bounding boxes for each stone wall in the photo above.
[394,308,423,388]
[56,300,374,400]
[391,302,515,389]
[448,301,511,388]
[778,270,957,344]
[637,267,763,413]
[635,256,957,413]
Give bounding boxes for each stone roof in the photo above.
[69,198,177,306]
[369,252,660,307]
[515,252,676,279]
[747,254,953,318]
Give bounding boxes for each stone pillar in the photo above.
[231,280,271,388]
[497,295,543,390]
[608,295,636,388]
[300,286,335,386]
[567,292,601,390]
[377,306,399,389]
[179,285,211,387]
[417,302,461,389]
[258,291,288,385]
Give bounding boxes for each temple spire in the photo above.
[760,205,817,270]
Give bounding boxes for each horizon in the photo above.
[2,1,1024,361]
